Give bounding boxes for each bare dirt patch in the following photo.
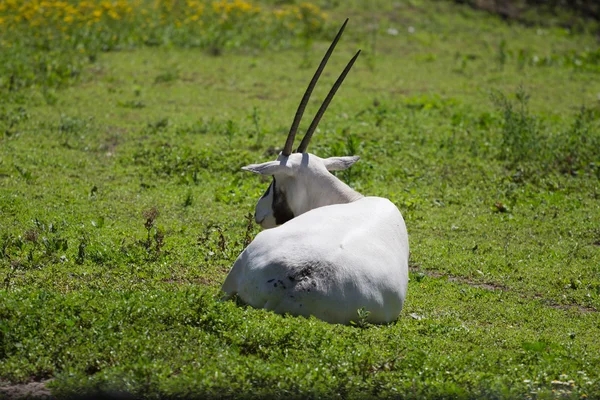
[410,266,508,291]
[409,266,597,313]
[0,380,53,399]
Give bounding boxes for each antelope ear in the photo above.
[323,156,360,171]
[242,161,290,176]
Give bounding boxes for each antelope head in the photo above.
[242,19,362,229]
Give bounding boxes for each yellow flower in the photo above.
[299,3,320,12]
[212,1,224,14]
[64,15,74,23]
[233,0,251,12]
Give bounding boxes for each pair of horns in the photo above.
[282,18,361,156]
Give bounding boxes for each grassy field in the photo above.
[1,0,600,398]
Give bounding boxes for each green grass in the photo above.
[1,1,600,398]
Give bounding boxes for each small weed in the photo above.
[553,105,600,175]
[154,70,179,84]
[363,22,378,71]
[58,114,90,147]
[413,272,426,283]
[176,118,214,135]
[492,201,510,213]
[490,86,539,164]
[118,100,146,109]
[154,228,165,255]
[76,235,88,265]
[453,52,478,74]
[147,118,169,133]
[248,106,264,149]
[141,207,164,259]
[41,236,68,257]
[0,106,29,137]
[517,48,529,70]
[224,120,237,149]
[300,37,314,69]
[369,99,388,127]
[143,208,159,232]
[183,191,193,208]
[497,39,508,70]
[350,307,371,329]
[14,165,33,183]
[23,229,39,244]
[195,222,246,263]
[0,220,69,269]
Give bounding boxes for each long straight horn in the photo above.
[296,50,361,153]
[281,18,349,157]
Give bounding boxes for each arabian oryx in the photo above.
[222,19,409,324]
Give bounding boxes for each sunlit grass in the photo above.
[0,0,599,398]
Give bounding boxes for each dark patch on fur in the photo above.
[272,262,333,295]
[272,177,294,225]
[288,266,314,282]
[272,279,287,289]
[287,263,334,293]
[287,266,316,293]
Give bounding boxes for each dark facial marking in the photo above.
[260,181,272,199]
[272,177,294,225]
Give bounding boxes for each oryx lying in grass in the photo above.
[222,20,409,324]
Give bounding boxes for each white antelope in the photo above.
[222,20,409,324]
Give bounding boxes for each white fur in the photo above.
[222,152,409,324]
